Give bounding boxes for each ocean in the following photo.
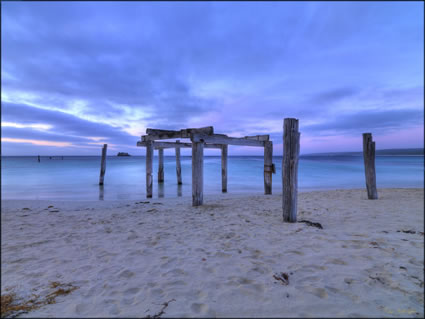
[1,155,423,200]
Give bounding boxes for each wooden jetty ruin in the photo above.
[137,126,275,206]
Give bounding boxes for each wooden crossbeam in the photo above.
[137,141,223,149]
[143,126,214,141]
[191,134,265,147]
[181,126,214,137]
[244,135,270,141]
[155,142,192,149]
[159,143,222,150]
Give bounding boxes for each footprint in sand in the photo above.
[237,277,254,285]
[215,251,232,258]
[324,285,340,294]
[127,233,138,240]
[298,275,321,284]
[75,303,90,315]
[249,264,270,275]
[408,258,422,266]
[326,258,347,265]
[124,287,141,295]
[246,283,265,293]
[201,266,215,274]
[191,303,209,314]
[302,265,327,271]
[196,290,207,298]
[120,297,135,306]
[119,270,135,279]
[346,240,368,249]
[165,268,186,276]
[409,241,423,248]
[287,250,304,256]
[150,288,164,298]
[167,280,186,287]
[107,304,120,315]
[80,265,92,272]
[308,287,328,299]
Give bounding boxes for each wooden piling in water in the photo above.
[192,141,204,206]
[158,148,164,183]
[282,118,300,223]
[158,183,164,198]
[264,141,273,194]
[362,133,378,199]
[99,144,107,185]
[221,144,228,193]
[37,155,40,162]
[175,140,182,185]
[146,141,153,198]
[99,184,104,200]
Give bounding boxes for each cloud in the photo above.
[1,2,423,154]
[2,102,137,146]
[303,108,424,135]
[2,138,73,148]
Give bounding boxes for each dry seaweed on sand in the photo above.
[1,282,78,318]
[1,293,33,318]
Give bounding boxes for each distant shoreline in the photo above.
[2,153,424,158]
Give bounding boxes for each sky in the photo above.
[1,1,424,156]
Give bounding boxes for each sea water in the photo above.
[1,155,423,200]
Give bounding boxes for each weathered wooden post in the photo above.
[192,140,204,206]
[158,148,164,183]
[146,141,153,198]
[37,155,40,162]
[282,118,300,222]
[362,133,378,199]
[99,144,107,185]
[221,144,228,193]
[158,183,164,198]
[175,140,182,185]
[99,185,104,200]
[264,141,273,194]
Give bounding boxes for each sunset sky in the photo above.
[2,1,424,156]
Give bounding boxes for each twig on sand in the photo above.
[273,272,289,285]
[298,220,323,229]
[399,229,416,234]
[397,230,424,236]
[146,299,176,318]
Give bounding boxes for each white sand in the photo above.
[1,188,424,318]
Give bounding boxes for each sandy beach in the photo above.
[1,188,424,318]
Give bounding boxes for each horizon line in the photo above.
[2,147,423,157]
